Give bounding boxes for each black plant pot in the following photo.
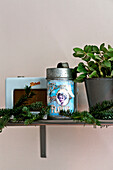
[85,78,113,108]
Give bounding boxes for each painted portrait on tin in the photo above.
[56,89,69,106]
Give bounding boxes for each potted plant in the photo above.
[73,43,113,108]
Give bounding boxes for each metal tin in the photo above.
[46,67,77,118]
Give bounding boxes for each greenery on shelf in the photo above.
[1,84,113,132]
[60,100,113,125]
[73,43,113,82]
[90,100,113,120]
[0,85,50,132]
[14,85,35,108]
[60,110,101,126]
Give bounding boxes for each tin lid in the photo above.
[46,68,73,79]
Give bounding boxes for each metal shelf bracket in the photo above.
[40,125,46,158]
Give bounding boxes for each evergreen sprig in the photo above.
[60,100,113,123]
[90,100,113,120]
[0,85,50,132]
[90,100,113,113]
[60,110,101,126]
[14,86,35,108]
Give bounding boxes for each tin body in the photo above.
[46,68,77,118]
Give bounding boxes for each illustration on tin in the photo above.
[56,89,69,106]
[47,81,74,116]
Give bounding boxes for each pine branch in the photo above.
[14,86,35,108]
[60,110,101,126]
[90,100,113,120]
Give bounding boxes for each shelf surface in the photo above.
[7,119,113,126]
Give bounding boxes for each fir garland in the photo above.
[0,86,50,132]
[1,84,113,132]
[60,110,101,126]
[90,100,113,120]
[60,100,113,125]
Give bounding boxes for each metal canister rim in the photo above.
[46,68,73,80]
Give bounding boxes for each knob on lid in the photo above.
[57,62,69,68]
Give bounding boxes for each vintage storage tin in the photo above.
[46,66,77,118]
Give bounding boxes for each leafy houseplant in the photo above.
[73,43,113,82]
[73,43,113,108]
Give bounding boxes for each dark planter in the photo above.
[85,78,113,108]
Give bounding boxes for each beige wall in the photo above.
[0,0,113,169]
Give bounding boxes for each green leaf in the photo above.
[87,53,95,60]
[106,52,113,57]
[84,45,93,53]
[100,43,105,48]
[88,46,92,53]
[73,48,83,52]
[84,45,89,53]
[88,61,97,69]
[73,53,77,57]
[22,106,29,112]
[108,57,113,61]
[100,43,107,52]
[108,44,112,49]
[104,54,109,59]
[95,55,101,61]
[108,48,113,52]
[111,70,113,76]
[73,52,84,58]
[88,67,95,71]
[73,48,85,58]
[75,73,87,83]
[82,55,91,62]
[89,71,98,78]
[103,60,111,68]
[88,53,102,61]
[87,53,97,61]
[92,46,99,53]
[73,48,84,57]
[25,85,31,96]
[77,62,87,73]
[84,45,92,53]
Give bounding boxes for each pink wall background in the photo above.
[0,0,113,169]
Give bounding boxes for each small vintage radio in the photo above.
[5,77,47,109]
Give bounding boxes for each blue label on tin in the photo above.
[47,80,74,116]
